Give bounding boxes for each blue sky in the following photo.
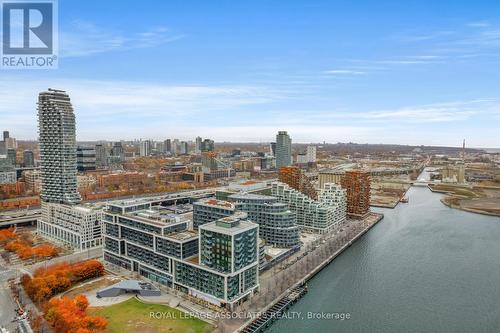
[1,0,500,147]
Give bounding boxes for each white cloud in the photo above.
[60,20,183,57]
[0,77,279,139]
[467,21,491,28]
[324,69,366,75]
[1,77,498,146]
[283,99,500,124]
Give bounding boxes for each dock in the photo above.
[240,284,308,333]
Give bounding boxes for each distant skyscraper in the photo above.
[23,150,35,167]
[180,141,188,155]
[195,136,202,154]
[95,144,107,167]
[111,142,125,162]
[275,131,292,169]
[164,139,172,154]
[38,89,81,205]
[6,148,16,166]
[306,145,317,163]
[140,140,152,156]
[270,142,276,156]
[201,138,214,152]
[4,137,17,149]
[0,131,9,154]
[172,139,180,155]
[76,146,97,171]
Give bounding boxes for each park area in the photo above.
[88,297,214,333]
[0,226,69,264]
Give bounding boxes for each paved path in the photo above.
[24,246,103,273]
[219,214,382,333]
[0,267,18,332]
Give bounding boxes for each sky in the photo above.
[1,0,500,147]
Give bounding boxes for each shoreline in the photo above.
[236,213,384,332]
[440,198,500,217]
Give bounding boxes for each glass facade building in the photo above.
[275,131,292,169]
[102,199,259,309]
[228,193,300,248]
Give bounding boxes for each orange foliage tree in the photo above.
[5,238,59,260]
[45,295,107,333]
[0,227,15,243]
[2,228,59,260]
[22,260,104,304]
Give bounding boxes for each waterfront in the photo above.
[267,185,500,333]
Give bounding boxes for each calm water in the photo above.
[268,185,500,333]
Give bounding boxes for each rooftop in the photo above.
[195,198,235,209]
[108,197,152,208]
[127,209,188,227]
[165,230,198,242]
[228,192,276,201]
[200,213,257,235]
[73,202,105,212]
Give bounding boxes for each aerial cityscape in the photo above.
[1,1,499,333]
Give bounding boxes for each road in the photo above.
[0,263,19,332]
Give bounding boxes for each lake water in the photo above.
[267,183,500,333]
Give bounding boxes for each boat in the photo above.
[400,197,409,203]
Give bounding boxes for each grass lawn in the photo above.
[88,297,213,333]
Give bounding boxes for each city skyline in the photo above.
[0,0,499,147]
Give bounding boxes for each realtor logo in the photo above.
[1,0,58,68]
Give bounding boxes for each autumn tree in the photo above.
[45,295,107,333]
[22,260,105,304]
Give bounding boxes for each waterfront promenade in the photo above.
[218,213,383,333]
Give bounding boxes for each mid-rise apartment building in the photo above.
[38,203,103,250]
[228,193,300,248]
[23,169,41,193]
[102,199,259,309]
[341,170,371,218]
[192,198,236,230]
[76,146,97,172]
[272,182,346,233]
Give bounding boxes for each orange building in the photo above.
[0,181,26,198]
[0,196,40,210]
[279,166,318,200]
[341,170,371,218]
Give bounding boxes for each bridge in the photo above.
[0,215,39,228]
